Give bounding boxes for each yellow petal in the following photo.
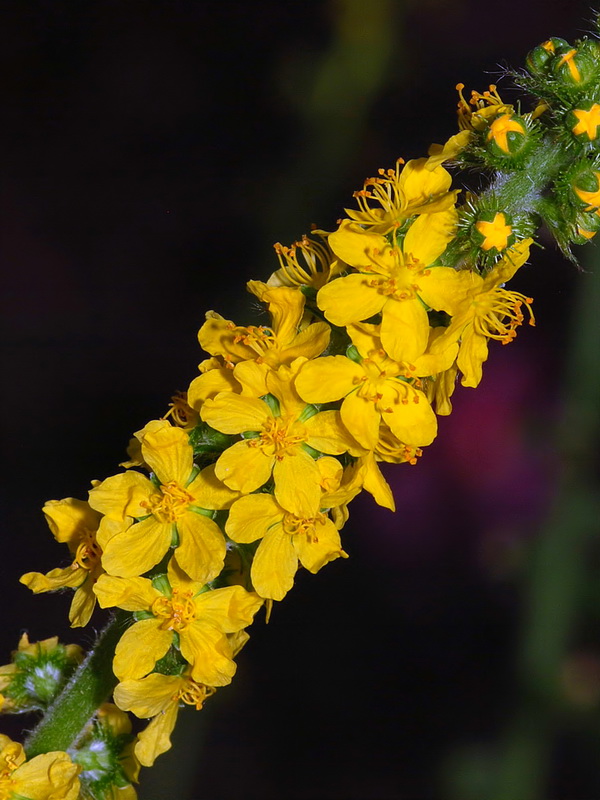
[273,448,321,517]
[457,328,489,388]
[358,453,395,511]
[232,360,269,397]
[187,464,241,509]
[225,494,282,544]
[345,321,381,358]
[380,298,429,363]
[42,498,100,546]
[251,528,297,601]
[317,273,386,327]
[265,360,307,418]
[412,339,459,377]
[113,619,172,681]
[214,440,274,493]
[397,158,452,213]
[340,391,380,451]
[483,238,532,288]
[101,516,172,578]
[134,703,179,767]
[193,585,263,633]
[88,471,154,521]
[94,575,158,612]
[418,267,481,317]
[69,582,97,628]
[187,368,240,411]
[114,674,182,718]
[304,410,356,455]
[294,517,346,573]
[403,208,457,266]
[14,751,80,800]
[140,423,192,486]
[328,221,391,269]
[279,321,331,364]
[179,623,235,687]
[20,566,84,593]
[252,283,305,345]
[201,392,270,434]
[175,511,226,585]
[295,356,361,404]
[383,385,438,446]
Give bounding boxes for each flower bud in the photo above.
[571,209,600,244]
[569,165,600,210]
[471,211,515,254]
[551,47,598,91]
[566,102,600,144]
[526,37,570,76]
[484,113,531,161]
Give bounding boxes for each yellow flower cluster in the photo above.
[19,141,536,780]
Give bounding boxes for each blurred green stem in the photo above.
[491,252,600,800]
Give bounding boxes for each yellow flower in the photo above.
[456,83,513,132]
[268,232,344,289]
[20,498,104,627]
[345,158,458,234]
[318,212,463,363]
[163,391,200,431]
[115,672,215,767]
[296,322,452,450]
[89,421,237,584]
[431,240,534,387]
[197,283,330,370]
[114,631,248,768]
[0,735,80,800]
[201,359,357,517]
[226,489,348,601]
[94,560,262,685]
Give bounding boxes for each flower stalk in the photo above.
[3,13,600,800]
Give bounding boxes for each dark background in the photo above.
[2,1,599,798]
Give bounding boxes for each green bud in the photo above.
[565,101,600,145]
[551,47,598,91]
[526,37,570,76]
[483,113,532,163]
[346,344,361,362]
[470,210,516,254]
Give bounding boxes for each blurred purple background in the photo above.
[1,1,598,798]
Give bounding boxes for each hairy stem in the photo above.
[24,614,125,758]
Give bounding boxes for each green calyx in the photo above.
[3,640,82,712]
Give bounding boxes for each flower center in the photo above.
[176,678,217,710]
[74,529,103,571]
[282,512,327,542]
[151,588,196,632]
[472,288,535,343]
[231,324,277,358]
[144,481,195,523]
[250,416,306,460]
[165,391,198,429]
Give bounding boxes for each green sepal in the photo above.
[346,344,361,363]
[151,573,171,597]
[188,421,235,457]
[260,393,280,416]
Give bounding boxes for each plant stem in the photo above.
[24,613,125,758]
